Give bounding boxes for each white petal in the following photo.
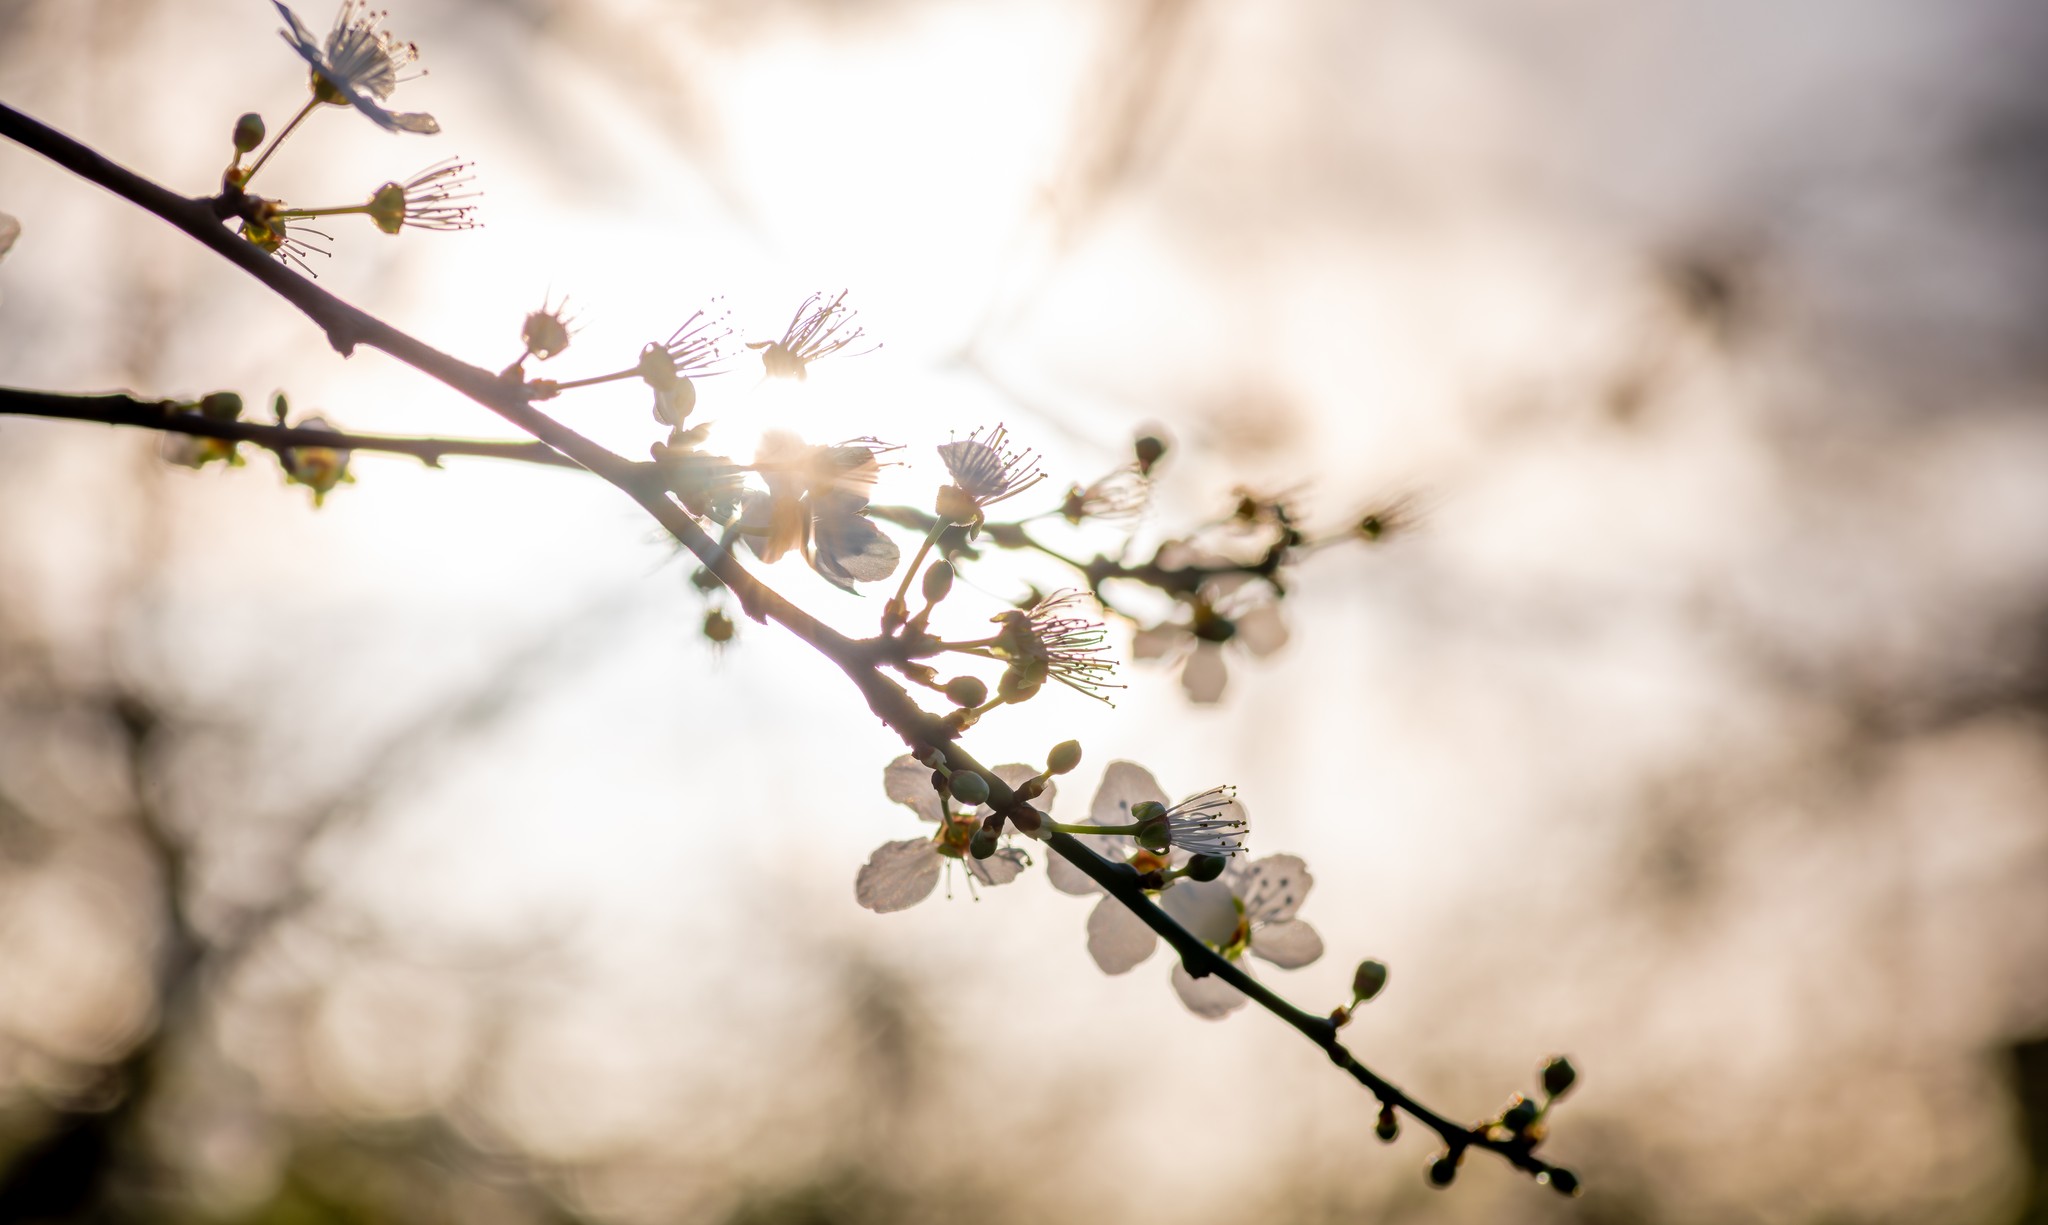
[1181,642,1229,703]
[1170,960,1250,1019]
[854,839,942,913]
[1157,877,1240,947]
[966,846,1029,887]
[1090,760,1169,826]
[0,213,18,260]
[1131,624,1182,661]
[811,510,901,589]
[385,109,441,135]
[1046,849,1103,896]
[1085,895,1158,974]
[1243,854,1313,923]
[882,754,945,823]
[1250,919,1324,969]
[1235,603,1290,658]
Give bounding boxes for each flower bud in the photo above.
[948,771,990,806]
[1185,853,1227,882]
[921,560,955,603]
[690,566,724,592]
[1374,1103,1399,1143]
[198,391,244,421]
[944,675,988,708]
[1136,822,1171,854]
[1501,1096,1539,1134]
[1133,431,1168,476]
[1541,1056,1577,1100]
[1427,1153,1460,1188]
[1351,959,1389,1003]
[702,609,734,644]
[232,112,266,154]
[1544,1168,1580,1197]
[996,664,1041,703]
[1046,740,1083,774]
[968,826,999,860]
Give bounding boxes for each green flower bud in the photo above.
[1351,959,1389,1003]
[968,826,998,860]
[690,566,723,592]
[1046,740,1083,774]
[198,391,244,421]
[1133,432,1167,475]
[921,560,955,603]
[232,112,266,155]
[1544,1168,1580,1197]
[944,676,988,708]
[1541,1056,1577,1100]
[1374,1104,1399,1143]
[948,771,990,806]
[1130,800,1167,823]
[1185,853,1227,882]
[996,664,1041,703]
[1427,1153,1460,1188]
[1136,822,1171,854]
[702,609,734,644]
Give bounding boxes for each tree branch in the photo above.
[0,97,1576,1192]
[0,386,587,470]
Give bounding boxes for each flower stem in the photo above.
[548,367,639,392]
[242,96,320,186]
[888,522,949,623]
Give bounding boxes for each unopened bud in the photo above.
[1133,431,1168,475]
[1501,1096,1539,1134]
[1544,1168,1580,1197]
[996,665,1041,703]
[198,391,244,421]
[232,112,266,154]
[1137,822,1171,854]
[968,826,998,860]
[1427,1153,1460,1188]
[948,771,990,806]
[1046,740,1083,774]
[1351,959,1389,1003]
[702,609,734,644]
[1375,1104,1399,1142]
[690,566,723,592]
[943,676,988,708]
[921,561,955,603]
[1541,1056,1577,1100]
[1185,853,1227,882]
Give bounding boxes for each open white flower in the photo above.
[736,434,900,592]
[855,757,1051,913]
[1132,566,1289,704]
[1050,761,1310,1018]
[275,1,439,134]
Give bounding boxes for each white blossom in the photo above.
[275,1,439,134]
[855,757,1050,913]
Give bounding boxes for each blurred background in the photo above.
[4,0,2048,1221]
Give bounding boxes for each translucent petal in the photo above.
[1181,642,1229,703]
[854,839,942,913]
[1131,624,1182,661]
[1171,960,1250,1019]
[1250,919,1324,969]
[811,509,900,589]
[966,846,1028,887]
[1046,848,1103,896]
[1086,894,1158,974]
[0,213,16,260]
[1236,603,1290,658]
[882,754,944,823]
[1243,854,1313,923]
[385,109,441,135]
[1090,760,1169,827]
[1157,877,1240,947]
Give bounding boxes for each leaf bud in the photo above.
[943,676,988,708]
[968,826,998,860]
[232,112,266,155]
[1185,853,1227,882]
[1351,959,1389,1003]
[921,560,955,603]
[948,771,991,806]
[1427,1153,1460,1188]
[1375,1103,1399,1142]
[1046,740,1083,774]
[1541,1056,1577,1100]
[1544,1168,1580,1197]
[1133,431,1168,475]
